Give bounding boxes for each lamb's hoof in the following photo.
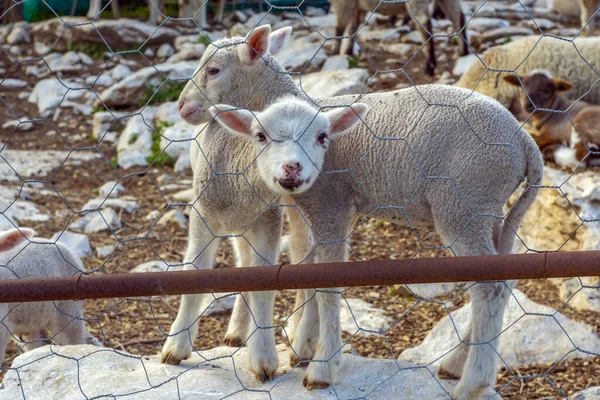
[451,382,492,400]
[249,363,277,383]
[437,365,461,380]
[161,351,185,365]
[303,376,330,390]
[223,335,243,347]
[289,353,310,368]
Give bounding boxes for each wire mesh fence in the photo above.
[1,0,600,399]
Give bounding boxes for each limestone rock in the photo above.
[297,69,369,98]
[400,289,600,369]
[50,231,91,258]
[0,344,461,400]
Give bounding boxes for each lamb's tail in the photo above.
[497,138,544,255]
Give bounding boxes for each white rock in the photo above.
[526,17,556,31]
[387,43,414,57]
[452,53,479,76]
[571,386,600,399]
[18,91,30,100]
[340,298,392,336]
[83,208,122,233]
[400,289,600,368]
[78,52,94,65]
[92,110,128,139]
[117,106,159,169]
[468,17,510,32]
[130,259,179,273]
[145,210,161,221]
[0,344,461,400]
[158,209,188,229]
[0,186,50,224]
[50,231,91,258]
[28,77,86,115]
[560,277,600,312]
[109,64,132,81]
[0,150,99,182]
[144,47,155,57]
[160,120,196,162]
[321,55,349,71]
[98,181,125,198]
[6,23,30,45]
[166,43,206,63]
[100,61,196,108]
[359,27,401,42]
[174,35,200,50]
[1,119,33,131]
[233,10,248,23]
[157,43,175,59]
[34,41,50,55]
[403,30,424,44]
[85,74,113,87]
[1,78,27,88]
[46,51,82,72]
[275,39,327,71]
[302,14,337,30]
[244,12,281,29]
[96,245,115,257]
[297,69,369,98]
[174,151,191,172]
[155,101,180,125]
[82,197,140,214]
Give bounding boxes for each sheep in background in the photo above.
[504,69,600,168]
[0,228,100,364]
[580,0,600,36]
[456,36,600,114]
[164,24,544,399]
[87,0,226,26]
[329,0,468,76]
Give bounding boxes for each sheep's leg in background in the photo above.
[87,0,101,19]
[110,0,120,19]
[216,0,226,22]
[161,211,221,364]
[243,209,283,382]
[20,330,51,352]
[580,0,597,36]
[148,0,166,24]
[407,0,436,76]
[436,0,469,56]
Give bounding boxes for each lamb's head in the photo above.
[178,25,292,125]
[209,97,368,195]
[503,69,573,113]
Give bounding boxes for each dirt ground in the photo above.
[1,11,600,400]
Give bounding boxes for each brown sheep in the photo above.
[504,69,600,167]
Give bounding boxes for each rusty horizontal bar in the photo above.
[0,250,598,303]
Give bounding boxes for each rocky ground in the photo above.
[1,0,600,399]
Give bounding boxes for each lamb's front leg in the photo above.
[243,210,283,382]
[161,213,220,364]
[303,241,347,390]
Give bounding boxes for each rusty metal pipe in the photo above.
[0,250,598,303]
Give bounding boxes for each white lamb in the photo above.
[163,25,543,399]
[0,228,100,363]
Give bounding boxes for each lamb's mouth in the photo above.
[275,177,311,192]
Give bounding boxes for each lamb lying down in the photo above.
[0,228,100,363]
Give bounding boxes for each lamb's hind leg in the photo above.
[436,217,509,400]
[162,212,220,364]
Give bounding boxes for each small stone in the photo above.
[85,74,113,87]
[452,53,479,76]
[82,197,140,214]
[84,208,122,233]
[98,181,125,198]
[50,231,91,258]
[157,43,175,59]
[95,245,114,258]
[402,30,423,44]
[144,47,155,58]
[7,24,30,45]
[468,17,510,32]
[1,78,27,88]
[109,64,132,82]
[321,55,349,71]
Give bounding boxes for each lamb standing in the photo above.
[0,228,100,364]
[329,0,468,76]
[503,70,600,168]
[163,25,543,399]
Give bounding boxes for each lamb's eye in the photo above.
[206,67,220,76]
[317,132,328,145]
[256,132,267,143]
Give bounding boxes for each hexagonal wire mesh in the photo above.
[1,0,600,398]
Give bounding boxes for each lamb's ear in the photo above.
[553,78,573,92]
[209,105,255,137]
[239,25,272,64]
[325,104,369,139]
[269,27,292,56]
[503,74,522,87]
[0,228,35,252]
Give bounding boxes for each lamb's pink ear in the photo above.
[240,25,272,64]
[269,27,292,56]
[209,105,255,137]
[325,103,369,139]
[0,228,35,252]
[503,74,522,87]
